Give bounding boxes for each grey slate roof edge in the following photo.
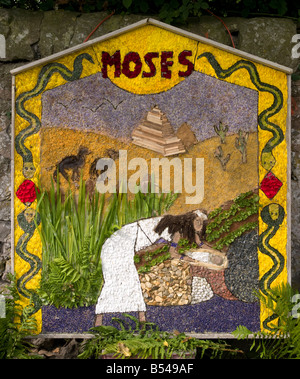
[10,17,293,75]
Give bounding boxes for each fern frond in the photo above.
[232,283,300,359]
[0,276,41,359]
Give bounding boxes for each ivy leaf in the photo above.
[1,0,12,5]
[200,2,209,10]
[139,0,149,13]
[292,73,300,81]
[123,0,132,9]
[154,0,165,6]
[269,0,288,15]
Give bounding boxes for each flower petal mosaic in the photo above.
[12,21,291,335]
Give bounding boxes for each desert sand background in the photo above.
[40,127,258,214]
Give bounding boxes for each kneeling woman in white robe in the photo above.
[95,217,172,316]
[95,210,209,324]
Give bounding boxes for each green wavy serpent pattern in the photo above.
[15,53,94,177]
[16,209,42,315]
[15,53,94,314]
[197,52,285,331]
[259,204,285,331]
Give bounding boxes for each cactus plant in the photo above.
[214,145,231,171]
[214,121,229,144]
[235,130,249,163]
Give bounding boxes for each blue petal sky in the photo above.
[42,70,258,142]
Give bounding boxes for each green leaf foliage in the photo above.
[0,0,298,24]
[78,314,239,359]
[205,190,259,249]
[232,283,300,359]
[122,0,132,9]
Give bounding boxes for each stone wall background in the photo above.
[0,8,300,295]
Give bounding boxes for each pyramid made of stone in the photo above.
[132,106,186,156]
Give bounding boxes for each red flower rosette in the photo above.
[16,180,40,205]
[260,172,283,200]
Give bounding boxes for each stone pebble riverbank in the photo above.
[139,258,233,307]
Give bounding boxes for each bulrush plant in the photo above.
[35,177,105,308]
[35,175,178,309]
